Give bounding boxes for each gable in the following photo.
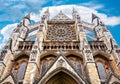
[36,55,88,84]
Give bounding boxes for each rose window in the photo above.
[47,25,76,41]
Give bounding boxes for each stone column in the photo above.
[78,25,100,84]
[23,24,44,84]
[0,63,5,79]
[82,41,100,84]
[23,42,40,84]
[0,54,13,80]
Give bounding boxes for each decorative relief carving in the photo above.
[46,24,76,41]
[0,45,8,61]
[58,59,65,66]
[30,50,37,61]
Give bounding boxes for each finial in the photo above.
[91,13,99,23]
[24,13,30,20]
[60,10,63,13]
[59,48,63,56]
[45,7,49,13]
[72,7,77,13]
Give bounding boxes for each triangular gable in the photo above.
[105,73,120,84]
[0,73,18,84]
[51,11,71,21]
[36,55,88,84]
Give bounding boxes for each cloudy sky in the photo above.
[0,0,120,50]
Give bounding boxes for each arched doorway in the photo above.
[40,68,83,84]
[46,71,78,84]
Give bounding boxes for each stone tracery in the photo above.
[46,24,76,41]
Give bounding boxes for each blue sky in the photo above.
[0,0,120,50]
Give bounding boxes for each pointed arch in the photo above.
[40,53,57,76]
[40,52,58,59]
[93,51,110,59]
[14,51,30,60]
[65,51,83,59]
[13,53,29,81]
[93,51,111,80]
[112,81,120,84]
[2,82,12,84]
[40,67,84,84]
[65,53,83,75]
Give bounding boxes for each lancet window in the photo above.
[40,55,56,75]
[13,54,29,80]
[67,55,83,75]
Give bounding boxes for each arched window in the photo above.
[69,58,74,65]
[2,82,12,84]
[41,61,47,75]
[40,55,56,76]
[76,60,82,75]
[112,81,120,84]
[97,62,106,79]
[67,55,83,75]
[17,62,27,80]
[49,59,54,66]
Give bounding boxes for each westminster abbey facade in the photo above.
[0,8,120,84]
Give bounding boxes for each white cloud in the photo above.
[0,23,18,51]
[31,13,41,22]
[80,1,104,10]
[0,5,120,51]
[104,16,120,26]
[31,5,120,26]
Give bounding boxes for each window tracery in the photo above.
[95,55,111,79]
[41,60,47,75]
[67,55,83,75]
[46,24,76,41]
[97,62,106,79]
[17,62,27,80]
[40,55,56,75]
[13,55,28,80]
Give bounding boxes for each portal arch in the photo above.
[40,67,83,84]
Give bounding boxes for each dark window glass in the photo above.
[41,61,47,75]
[76,60,82,75]
[49,59,54,66]
[69,59,74,65]
[17,62,27,80]
[97,62,106,79]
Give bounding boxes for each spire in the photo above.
[24,13,30,20]
[72,7,81,21]
[91,13,99,23]
[60,10,63,14]
[44,7,49,14]
[92,13,105,27]
[43,7,50,20]
[72,7,77,14]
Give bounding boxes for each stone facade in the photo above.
[0,8,120,84]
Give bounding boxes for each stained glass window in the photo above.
[97,62,106,79]
[41,61,47,75]
[76,60,82,75]
[17,62,27,80]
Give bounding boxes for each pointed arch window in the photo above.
[49,59,54,66]
[76,60,82,75]
[17,62,27,80]
[97,62,106,79]
[41,61,47,75]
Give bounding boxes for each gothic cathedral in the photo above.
[0,8,120,84]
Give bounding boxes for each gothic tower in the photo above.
[0,8,120,84]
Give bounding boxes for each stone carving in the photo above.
[47,24,76,41]
[30,50,37,61]
[58,59,65,66]
[51,11,71,21]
